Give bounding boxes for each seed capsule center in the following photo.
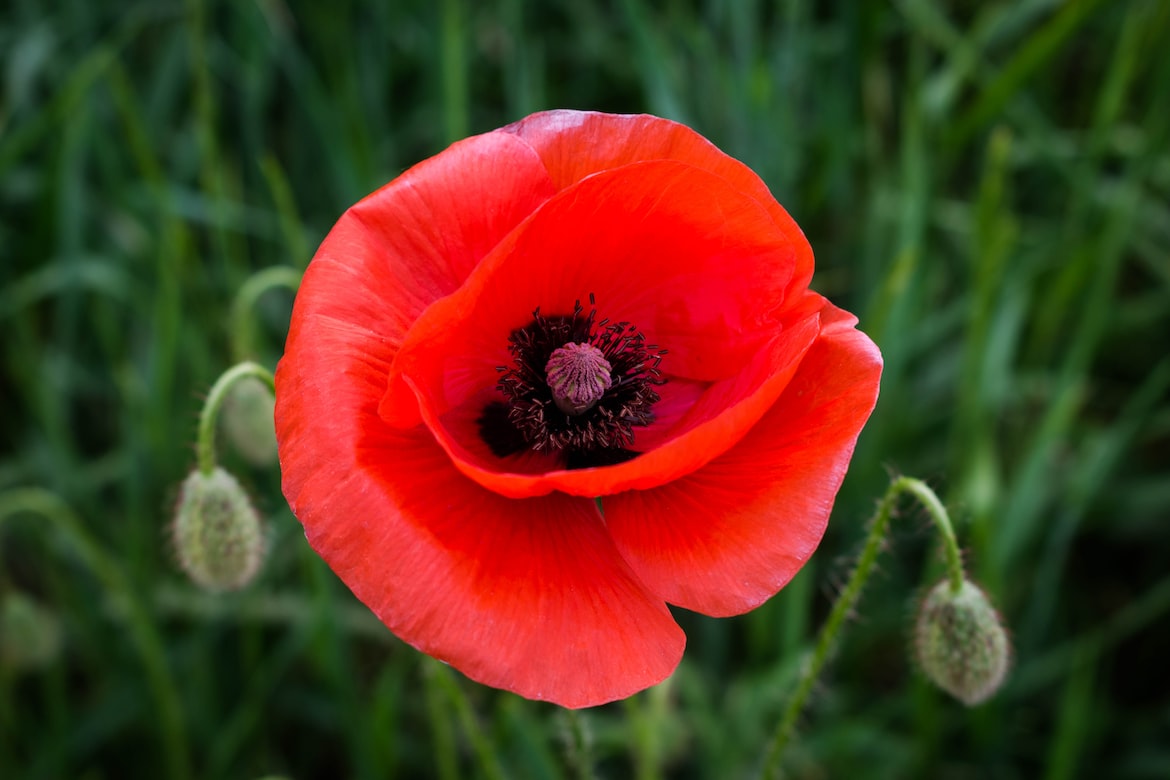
[481,297,666,467]
[545,342,612,416]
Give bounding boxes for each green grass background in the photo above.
[2,0,1169,777]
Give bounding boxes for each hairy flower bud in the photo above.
[914,578,1010,705]
[0,591,63,672]
[221,376,278,467]
[173,467,264,591]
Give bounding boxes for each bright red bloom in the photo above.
[275,111,882,708]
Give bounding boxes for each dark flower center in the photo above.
[477,297,666,470]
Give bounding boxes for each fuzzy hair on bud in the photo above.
[173,467,264,591]
[221,376,278,467]
[914,578,1010,706]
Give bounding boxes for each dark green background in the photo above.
[2,0,1168,777]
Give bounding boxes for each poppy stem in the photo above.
[760,476,965,779]
[228,265,302,362]
[196,361,276,476]
[623,681,670,780]
[421,660,460,780]
[899,477,965,594]
[561,709,596,780]
[425,658,507,780]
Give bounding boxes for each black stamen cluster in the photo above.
[477,298,666,469]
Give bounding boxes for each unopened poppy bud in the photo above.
[0,591,63,672]
[173,467,264,591]
[545,342,613,416]
[221,376,278,466]
[914,578,1010,705]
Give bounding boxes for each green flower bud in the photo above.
[0,591,63,672]
[221,376,278,467]
[914,578,1010,706]
[173,467,264,591]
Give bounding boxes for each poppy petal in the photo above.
[309,129,557,353]
[504,110,813,294]
[383,160,821,498]
[600,304,883,617]
[276,287,684,710]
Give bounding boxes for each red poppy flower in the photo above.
[275,110,882,708]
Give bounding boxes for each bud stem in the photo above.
[899,477,965,594]
[762,476,966,779]
[228,266,302,361]
[197,362,277,476]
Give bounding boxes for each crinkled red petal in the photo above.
[276,259,684,709]
[305,130,556,349]
[504,110,813,296]
[602,303,883,616]
[382,160,820,498]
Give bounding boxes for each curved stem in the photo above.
[899,477,965,593]
[196,362,276,475]
[229,266,301,361]
[761,476,963,779]
[0,488,191,780]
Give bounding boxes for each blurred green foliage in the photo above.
[2,0,1169,777]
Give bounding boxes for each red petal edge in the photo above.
[307,129,557,350]
[504,110,814,297]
